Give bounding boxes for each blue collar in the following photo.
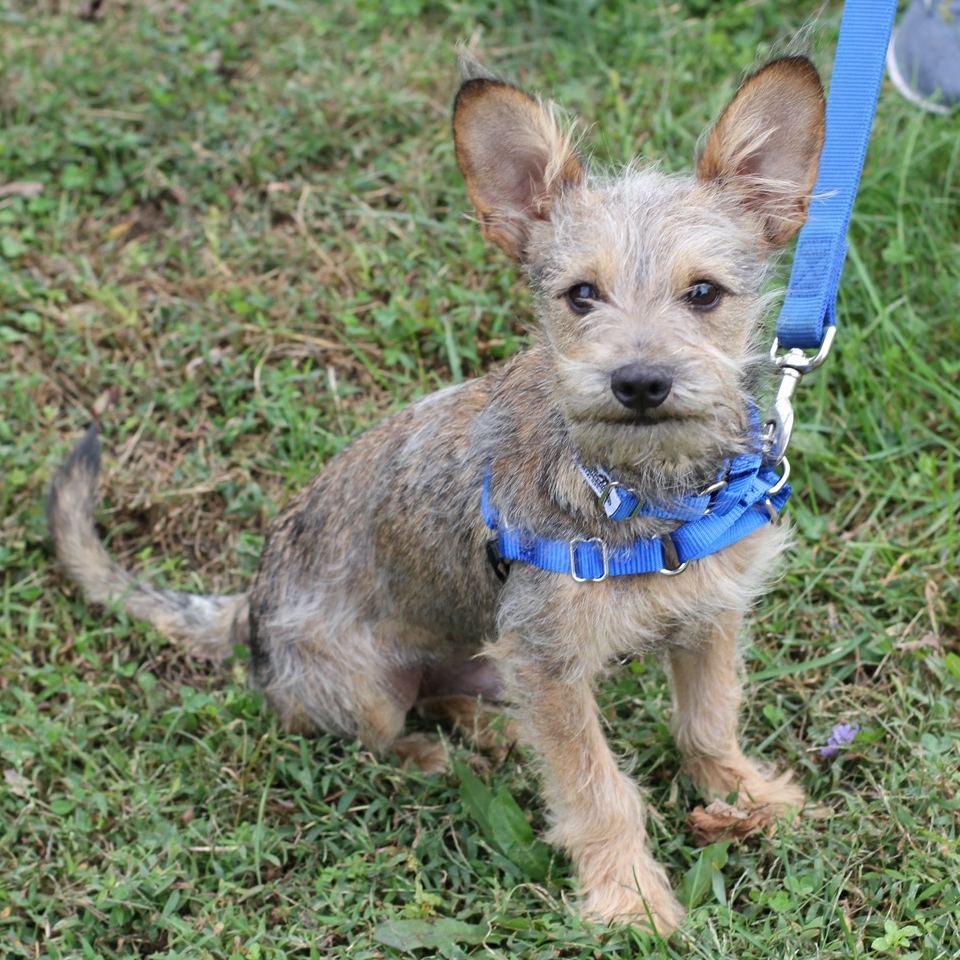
[482,448,789,583]
[575,459,728,523]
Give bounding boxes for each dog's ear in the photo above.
[697,57,825,247]
[453,79,583,260]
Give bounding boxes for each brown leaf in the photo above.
[107,220,135,241]
[91,388,117,418]
[687,799,773,846]
[0,181,44,199]
[895,632,942,653]
[4,768,31,797]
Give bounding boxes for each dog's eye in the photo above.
[565,282,601,314]
[684,280,723,311]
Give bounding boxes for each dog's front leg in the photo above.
[497,635,684,935]
[668,609,805,813]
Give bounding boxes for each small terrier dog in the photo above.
[50,56,826,934]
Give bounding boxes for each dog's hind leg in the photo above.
[362,662,450,775]
[251,604,452,772]
[668,610,806,813]
[263,653,450,773]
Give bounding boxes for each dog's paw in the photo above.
[736,768,806,817]
[580,859,685,936]
[417,694,517,764]
[392,733,449,775]
[689,755,807,818]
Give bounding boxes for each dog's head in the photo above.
[454,58,824,484]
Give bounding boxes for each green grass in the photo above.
[1,1,958,957]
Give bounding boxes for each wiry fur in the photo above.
[49,57,826,937]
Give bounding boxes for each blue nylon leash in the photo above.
[775,0,898,350]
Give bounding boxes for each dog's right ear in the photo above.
[453,79,583,260]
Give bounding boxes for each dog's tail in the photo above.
[47,425,248,661]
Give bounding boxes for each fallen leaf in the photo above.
[895,632,942,653]
[0,181,44,199]
[108,220,135,241]
[688,799,773,846]
[373,918,487,952]
[4,768,31,797]
[91,388,116,418]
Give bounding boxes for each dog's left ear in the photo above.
[697,57,825,247]
[453,78,583,260]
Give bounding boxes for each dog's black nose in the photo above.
[610,364,673,411]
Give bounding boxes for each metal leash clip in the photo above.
[761,326,837,464]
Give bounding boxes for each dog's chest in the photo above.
[505,524,786,662]
[604,568,742,650]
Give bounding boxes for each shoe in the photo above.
[886,0,960,113]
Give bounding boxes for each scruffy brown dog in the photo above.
[49,57,826,934]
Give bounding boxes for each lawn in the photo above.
[1,1,958,957]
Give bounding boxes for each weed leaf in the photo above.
[373,918,487,952]
[679,841,730,909]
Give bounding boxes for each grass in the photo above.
[1,0,958,957]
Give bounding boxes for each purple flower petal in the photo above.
[819,721,860,757]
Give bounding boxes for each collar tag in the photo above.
[598,480,639,521]
[578,462,642,522]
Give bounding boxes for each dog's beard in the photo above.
[564,406,751,499]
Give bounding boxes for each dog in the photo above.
[48,55,826,934]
